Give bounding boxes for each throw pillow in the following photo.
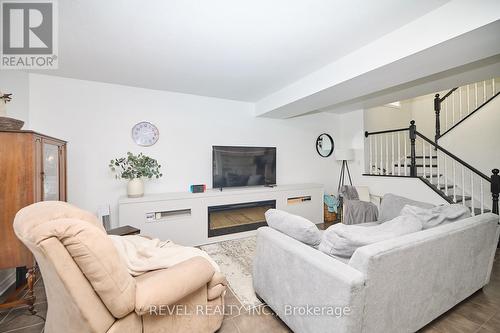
[378,193,434,222]
[265,209,321,247]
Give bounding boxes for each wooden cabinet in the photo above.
[0,130,67,270]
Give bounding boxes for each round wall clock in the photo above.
[131,121,159,146]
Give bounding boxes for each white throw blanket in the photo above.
[110,235,219,276]
[319,214,423,258]
[400,204,471,229]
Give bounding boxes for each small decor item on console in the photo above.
[190,184,206,193]
[109,152,163,198]
[0,92,24,130]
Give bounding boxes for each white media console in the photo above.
[118,183,324,246]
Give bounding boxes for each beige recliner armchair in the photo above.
[13,201,226,333]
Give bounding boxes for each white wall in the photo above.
[439,95,500,177]
[359,176,448,205]
[28,74,344,226]
[0,71,30,125]
[363,104,411,133]
[336,109,365,185]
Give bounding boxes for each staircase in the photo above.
[364,78,500,217]
[434,78,498,144]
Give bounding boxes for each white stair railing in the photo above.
[435,78,499,140]
[364,121,498,216]
[414,131,492,214]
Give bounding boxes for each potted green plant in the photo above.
[0,92,12,116]
[109,152,163,197]
[0,92,24,130]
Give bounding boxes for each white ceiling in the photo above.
[44,0,450,101]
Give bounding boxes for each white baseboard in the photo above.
[0,269,16,296]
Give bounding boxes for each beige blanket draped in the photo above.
[109,235,220,276]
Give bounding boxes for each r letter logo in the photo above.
[1,1,58,69]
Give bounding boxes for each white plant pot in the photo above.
[127,178,144,198]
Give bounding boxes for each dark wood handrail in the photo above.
[440,87,458,101]
[415,131,491,182]
[364,128,408,137]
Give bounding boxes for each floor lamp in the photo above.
[336,149,354,192]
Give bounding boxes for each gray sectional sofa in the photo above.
[253,196,500,333]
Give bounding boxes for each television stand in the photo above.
[118,183,323,246]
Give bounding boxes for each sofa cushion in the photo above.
[379,193,434,222]
[319,214,422,258]
[265,209,321,247]
[400,204,471,229]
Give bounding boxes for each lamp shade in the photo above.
[335,149,354,161]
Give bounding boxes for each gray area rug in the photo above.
[201,236,262,308]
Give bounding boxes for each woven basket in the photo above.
[0,117,24,130]
[324,203,337,223]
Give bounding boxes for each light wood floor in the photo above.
[1,250,499,333]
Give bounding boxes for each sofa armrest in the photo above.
[134,257,215,315]
[253,227,366,333]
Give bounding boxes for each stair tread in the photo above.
[406,156,437,159]
[428,183,455,190]
[395,164,438,167]
[447,194,471,203]
[471,207,491,215]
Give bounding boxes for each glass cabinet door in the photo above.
[43,143,60,201]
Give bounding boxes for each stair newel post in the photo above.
[434,94,441,148]
[492,169,499,215]
[409,120,417,177]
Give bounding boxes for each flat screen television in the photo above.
[212,146,276,188]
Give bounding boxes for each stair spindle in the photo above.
[391,133,395,175]
[475,83,478,109]
[444,157,448,195]
[404,132,408,176]
[380,135,383,175]
[466,85,470,115]
[369,136,373,174]
[480,178,484,214]
[461,165,465,207]
[437,151,440,189]
[459,87,463,119]
[444,99,448,131]
[453,160,456,202]
[385,134,389,175]
[452,92,455,126]
[470,170,475,216]
[397,132,401,176]
[483,80,487,103]
[422,140,426,178]
[429,142,433,184]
